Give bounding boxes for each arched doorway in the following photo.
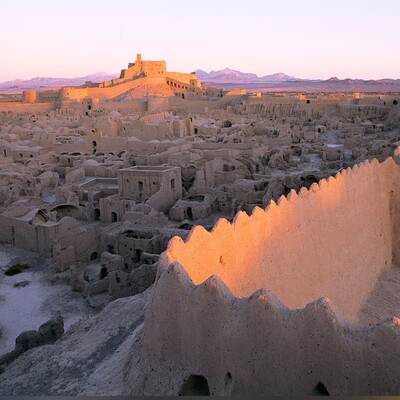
[312,382,330,396]
[179,375,210,396]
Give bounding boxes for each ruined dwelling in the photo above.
[0,57,400,395]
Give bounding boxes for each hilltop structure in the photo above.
[0,55,225,113]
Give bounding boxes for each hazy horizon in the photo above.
[1,0,399,81]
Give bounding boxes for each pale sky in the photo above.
[1,0,399,81]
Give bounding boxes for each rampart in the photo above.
[140,157,400,395]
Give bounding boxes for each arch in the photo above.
[178,375,210,396]
[312,382,330,396]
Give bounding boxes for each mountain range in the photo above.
[1,69,399,94]
[196,68,300,83]
[0,72,119,92]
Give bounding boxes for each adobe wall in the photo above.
[140,158,400,395]
[62,77,165,102]
[163,158,400,321]
[166,72,196,85]
[102,100,146,113]
[0,103,54,113]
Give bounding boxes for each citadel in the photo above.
[0,54,400,396]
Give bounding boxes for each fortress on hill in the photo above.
[20,54,225,110]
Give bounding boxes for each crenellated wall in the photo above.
[138,157,400,396]
[163,158,400,321]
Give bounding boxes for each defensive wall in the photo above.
[140,157,400,395]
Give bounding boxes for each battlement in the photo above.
[142,157,400,395]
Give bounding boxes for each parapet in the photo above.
[141,158,400,395]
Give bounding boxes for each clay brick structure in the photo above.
[140,157,400,396]
[9,54,219,110]
[118,165,181,213]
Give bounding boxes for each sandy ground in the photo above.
[0,244,96,355]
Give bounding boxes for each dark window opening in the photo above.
[312,382,330,396]
[90,252,98,261]
[99,267,108,280]
[179,374,210,396]
[171,178,176,189]
[187,206,193,220]
[107,245,115,254]
[182,93,185,99]
[394,100,398,105]
[111,212,117,223]
[138,181,144,192]
[88,105,92,110]
[194,128,199,134]
[94,208,100,221]
[306,99,311,104]
[134,249,142,263]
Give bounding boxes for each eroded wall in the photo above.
[140,158,400,396]
[165,158,400,321]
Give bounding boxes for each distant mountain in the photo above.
[323,76,400,85]
[196,68,300,83]
[0,72,119,91]
[1,70,400,95]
